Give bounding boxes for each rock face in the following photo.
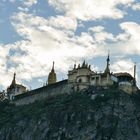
[0,87,140,140]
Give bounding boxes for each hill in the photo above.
[0,86,140,140]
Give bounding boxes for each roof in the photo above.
[114,72,133,78]
[7,83,26,90]
[15,84,26,88]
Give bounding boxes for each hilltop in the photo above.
[0,87,140,140]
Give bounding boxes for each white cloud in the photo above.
[9,0,16,3]
[18,7,29,12]
[115,22,140,54]
[6,12,96,88]
[89,26,105,32]
[111,59,140,86]
[0,0,139,90]
[132,3,140,10]
[23,0,37,7]
[0,44,17,88]
[94,32,116,43]
[89,26,116,44]
[48,0,135,21]
[111,59,134,74]
[88,22,140,56]
[47,16,77,31]
[11,12,140,63]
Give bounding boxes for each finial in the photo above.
[73,60,76,69]
[88,65,91,70]
[48,61,57,85]
[78,64,80,68]
[74,64,76,69]
[82,60,86,67]
[104,51,110,74]
[51,61,55,72]
[14,72,16,79]
[133,62,136,85]
[53,61,55,70]
[107,50,110,62]
[10,72,16,87]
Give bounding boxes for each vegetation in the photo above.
[0,86,140,140]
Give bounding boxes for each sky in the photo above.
[0,0,140,90]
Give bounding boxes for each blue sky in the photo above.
[0,0,140,90]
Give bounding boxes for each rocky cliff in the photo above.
[0,87,140,140]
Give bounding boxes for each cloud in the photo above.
[111,59,140,86]
[0,44,18,88]
[89,26,105,32]
[111,59,134,74]
[9,0,16,3]
[87,22,140,56]
[93,32,116,44]
[7,12,96,86]
[115,22,140,54]
[132,3,140,10]
[18,7,29,12]
[11,12,140,60]
[0,0,140,90]
[23,0,37,7]
[48,0,135,21]
[47,16,77,31]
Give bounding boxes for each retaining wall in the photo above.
[13,80,70,105]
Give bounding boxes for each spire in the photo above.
[88,65,91,70]
[104,52,110,74]
[74,63,76,69]
[82,60,86,67]
[48,62,57,85]
[10,72,16,87]
[12,73,16,85]
[78,64,80,68]
[73,60,76,69]
[52,61,55,72]
[133,63,136,86]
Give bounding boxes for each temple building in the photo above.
[68,54,137,94]
[90,53,116,87]
[5,54,138,103]
[7,73,26,100]
[48,62,57,85]
[68,60,94,91]
[68,54,115,91]
[114,72,137,93]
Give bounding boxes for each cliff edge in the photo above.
[0,87,140,140]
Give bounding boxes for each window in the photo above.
[91,77,95,80]
[17,87,19,92]
[78,79,82,83]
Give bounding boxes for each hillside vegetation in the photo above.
[0,87,140,140]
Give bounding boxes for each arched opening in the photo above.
[78,79,82,83]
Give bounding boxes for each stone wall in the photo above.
[13,80,70,106]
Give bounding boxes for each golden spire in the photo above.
[48,62,57,85]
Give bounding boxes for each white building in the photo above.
[68,54,137,94]
[7,73,26,100]
[68,61,94,91]
[114,72,137,94]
